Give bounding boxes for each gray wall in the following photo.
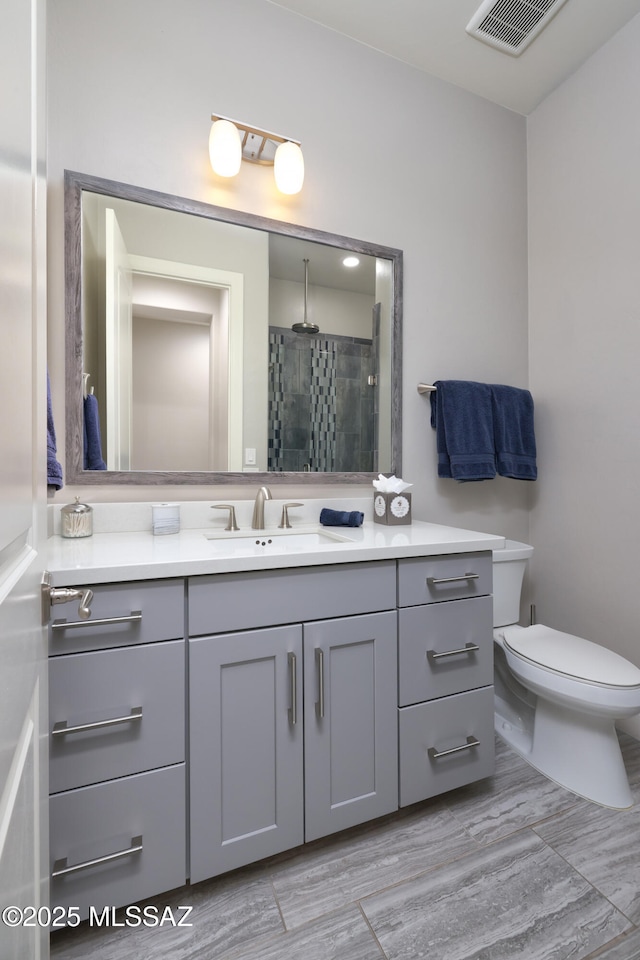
[528,13,640,732]
[47,0,530,544]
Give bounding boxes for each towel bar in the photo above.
[417,383,436,394]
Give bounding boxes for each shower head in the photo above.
[292,258,319,334]
[291,319,319,334]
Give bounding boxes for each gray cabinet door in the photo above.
[189,625,303,882]
[303,611,398,842]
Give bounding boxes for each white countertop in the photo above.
[47,499,504,585]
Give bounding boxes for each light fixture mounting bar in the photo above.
[210,114,300,166]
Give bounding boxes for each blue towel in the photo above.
[83,393,107,470]
[491,384,537,480]
[430,381,496,481]
[320,508,364,527]
[47,370,64,490]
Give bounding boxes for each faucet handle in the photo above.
[211,504,240,531]
[279,502,303,529]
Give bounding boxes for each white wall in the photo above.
[528,13,640,729]
[269,278,373,339]
[47,0,530,543]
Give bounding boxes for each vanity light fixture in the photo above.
[209,114,304,195]
[342,256,360,268]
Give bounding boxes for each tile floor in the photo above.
[51,734,640,960]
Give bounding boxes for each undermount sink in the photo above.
[203,528,354,553]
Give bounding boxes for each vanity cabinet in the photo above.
[47,546,495,910]
[397,552,495,806]
[188,563,398,882]
[48,580,187,919]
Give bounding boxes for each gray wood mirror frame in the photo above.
[65,170,403,485]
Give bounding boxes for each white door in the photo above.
[0,0,49,957]
[105,208,133,470]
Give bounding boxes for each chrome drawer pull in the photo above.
[52,706,142,737]
[427,573,479,585]
[428,736,480,760]
[52,835,143,878]
[427,642,480,662]
[288,652,297,726]
[51,610,143,630]
[315,648,325,720]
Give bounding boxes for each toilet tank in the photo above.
[492,540,534,627]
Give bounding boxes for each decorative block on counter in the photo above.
[373,491,412,525]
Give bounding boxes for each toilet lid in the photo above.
[502,624,640,687]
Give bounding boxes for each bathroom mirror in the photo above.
[64,170,403,485]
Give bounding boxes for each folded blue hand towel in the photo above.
[490,384,537,480]
[83,394,107,470]
[430,381,496,481]
[319,508,364,527]
[47,370,64,490]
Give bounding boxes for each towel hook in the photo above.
[83,373,94,399]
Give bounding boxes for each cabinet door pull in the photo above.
[51,610,143,630]
[428,736,480,760]
[52,706,143,737]
[427,573,479,585]
[427,642,480,662]
[315,647,325,720]
[288,652,297,726]
[52,835,143,878]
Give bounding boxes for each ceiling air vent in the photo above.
[466,0,570,56]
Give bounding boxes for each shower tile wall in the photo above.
[268,327,375,473]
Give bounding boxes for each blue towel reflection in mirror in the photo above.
[47,369,64,490]
[83,393,107,470]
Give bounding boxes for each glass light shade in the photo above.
[209,120,242,178]
[274,141,304,195]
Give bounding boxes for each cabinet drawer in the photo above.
[398,553,492,607]
[399,686,495,806]
[50,764,186,920]
[49,640,185,793]
[188,561,396,636]
[49,579,184,655]
[398,596,493,706]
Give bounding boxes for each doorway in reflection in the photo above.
[268,326,377,473]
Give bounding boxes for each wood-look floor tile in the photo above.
[218,905,384,960]
[443,736,585,844]
[361,830,630,960]
[533,798,640,923]
[50,868,283,960]
[270,802,479,929]
[583,926,640,960]
[618,732,640,795]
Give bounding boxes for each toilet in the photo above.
[492,540,640,809]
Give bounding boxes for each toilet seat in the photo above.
[501,624,640,689]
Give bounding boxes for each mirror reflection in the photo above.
[65,171,403,484]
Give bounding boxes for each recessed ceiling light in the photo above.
[342,256,360,268]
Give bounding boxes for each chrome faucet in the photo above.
[251,486,272,529]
